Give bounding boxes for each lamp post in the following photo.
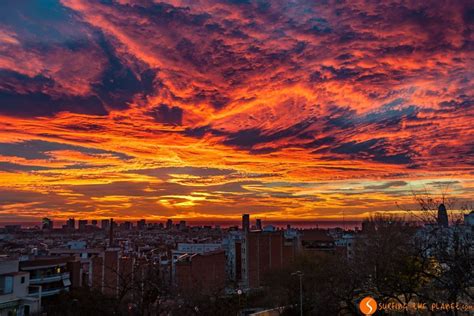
[237,289,243,314]
[291,271,304,316]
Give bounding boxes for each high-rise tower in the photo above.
[242,214,250,232]
[437,203,448,228]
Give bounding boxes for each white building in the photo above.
[0,258,40,316]
[174,243,222,254]
[19,257,73,298]
[222,231,244,281]
[334,233,356,259]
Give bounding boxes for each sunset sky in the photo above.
[0,0,473,222]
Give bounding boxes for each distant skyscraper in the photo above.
[437,203,449,228]
[78,220,88,231]
[179,220,186,231]
[91,220,98,227]
[66,218,75,230]
[109,218,115,247]
[101,219,110,231]
[256,219,262,230]
[121,221,132,230]
[42,217,53,230]
[137,219,146,230]
[242,214,250,232]
[166,219,173,230]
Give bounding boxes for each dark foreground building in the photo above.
[175,250,226,294]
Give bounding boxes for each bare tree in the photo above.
[100,259,165,315]
[400,186,456,224]
[353,214,435,313]
[406,190,473,315]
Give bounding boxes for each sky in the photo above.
[0,0,473,222]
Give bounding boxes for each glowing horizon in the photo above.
[0,0,472,222]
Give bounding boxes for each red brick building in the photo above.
[118,256,134,299]
[242,230,297,288]
[235,240,242,281]
[67,260,81,288]
[90,255,103,291]
[90,248,134,297]
[89,248,152,300]
[175,250,226,294]
[103,249,120,297]
[299,229,336,255]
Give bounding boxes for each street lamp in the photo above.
[291,271,304,316]
[237,289,243,313]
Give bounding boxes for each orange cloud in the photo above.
[0,0,472,222]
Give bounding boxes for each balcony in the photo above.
[29,273,69,285]
[28,286,69,297]
[42,287,69,297]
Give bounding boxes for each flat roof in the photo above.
[19,256,76,269]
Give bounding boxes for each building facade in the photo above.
[175,250,226,294]
[241,230,298,289]
[19,256,78,299]
[0,258,40,316]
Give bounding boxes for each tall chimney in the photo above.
[109,218,114,247]
[256,218,262,230]
[437,204,449,228]
[242,214,250,233]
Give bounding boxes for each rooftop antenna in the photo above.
[342,209,346,231]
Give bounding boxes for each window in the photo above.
[0,276,13,294]
[21,276,25,284]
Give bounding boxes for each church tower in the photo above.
[437,203,448,228]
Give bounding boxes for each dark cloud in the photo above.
[439,98,474,109]
[132,167,235,179]
[305,137,337,150]
[0,140,131,160]
[426,180,460,187]
[0,70,109,117]
[321,66,360,80]
[183,125,214,138]
[0,0,88,44]
[148,104,183,125]
[379,45,415,56]
[0,189,49,206]
[374,153,412,165]
[0,89,108,117]
[223,119,314,151]
[63,123,106,132]
[364,181,408,190]
[0,162,50,172]
[0,70,54,91]
[333,138,412,165]
[0,1,158,117]
[93,33,157,110]
[333,139,381,155]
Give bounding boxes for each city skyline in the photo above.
[0,0,473,222]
